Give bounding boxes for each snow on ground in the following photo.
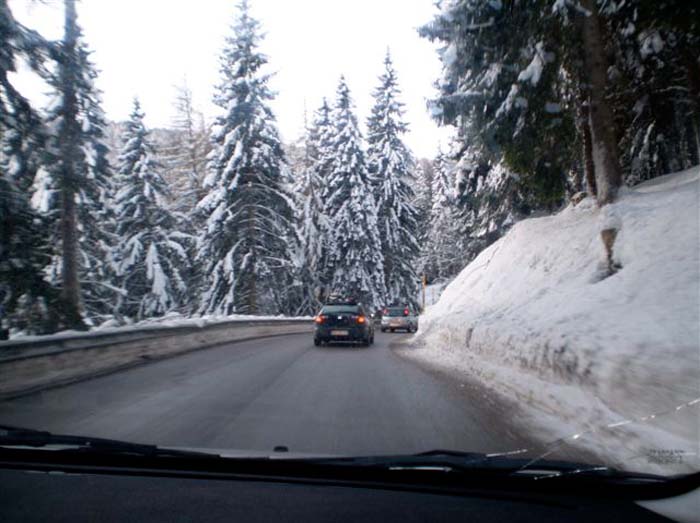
[5,312,310,345]
[422,281,449,308]
[405,167,700,474]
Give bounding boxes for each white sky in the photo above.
[11,0,452,159]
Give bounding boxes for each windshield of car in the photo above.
[0,0,697,484]
[384,308,408,317]
[321,305,361,315]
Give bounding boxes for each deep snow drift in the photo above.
[405,167,699,474]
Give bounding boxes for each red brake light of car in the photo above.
[404,308,409,316]
[383,309,388,315]
[314,315,324,324]
[357,316,366,324]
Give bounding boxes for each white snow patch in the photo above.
[406,167,700,474]
[518,42,547,86]
[420,281,450,308]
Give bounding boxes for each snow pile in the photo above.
[406,168,699,473]
[421,281,450,308]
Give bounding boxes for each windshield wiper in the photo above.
[301,449,677,484]
[0,424,215,458]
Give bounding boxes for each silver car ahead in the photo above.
[380,306,418,333]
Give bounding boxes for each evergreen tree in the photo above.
[412,159,433,252]
[420,0,698,209]
[37,31,118,324]
[366,52,419,307]
[72,41,118,321]
[419,0,576,210]
[287,101,338,314]
[288,125,324,314]
[197,0,293,315]
[50,0,86,329]
[604,0,700,184]
[112,99,189,320]
[323,76,386,310]
[307,99,335,302]
[0,0,61,334]
[453,152,526,263]
[422,151,460,281]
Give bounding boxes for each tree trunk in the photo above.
[246,190,257,314]
[685,54,700,165]
[579,0,622,206]
[577,92,597,197]
[58,0,85,329]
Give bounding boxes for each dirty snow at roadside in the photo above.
[404,167,700,474]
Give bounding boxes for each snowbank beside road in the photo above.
[406,167,700,474]
[422,281,449,308]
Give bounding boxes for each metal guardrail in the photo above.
[0,318,312,364]
[0,318,314,400]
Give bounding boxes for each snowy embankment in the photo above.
[406,168,699,474]
[423,281,449,308]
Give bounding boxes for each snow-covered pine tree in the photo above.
[304,99,336,304]
[37,27,118,325]
[453,151,526,263]
[604,0,700,184]
[422,151,460,282]
[72,41,119,321]
[42,0,86,329]
[420,0,576,210]
[411,159,433,249]
[323,76,386,310]
[112,99,189,320]
[0,0,62,334]
[366,52,419,308]
[287,109,328,315]
[197,0,293,315]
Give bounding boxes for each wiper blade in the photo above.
[302,449,674,484]
[411,449,671,480]
[299,451,492,472]
[0,424,215,458]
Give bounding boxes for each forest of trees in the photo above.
[420,0,699,263]
[1,0,698,335]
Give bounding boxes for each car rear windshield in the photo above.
[321,305,360,314]
[385,307,408,317]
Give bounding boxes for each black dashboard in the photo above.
[1,459,694,522]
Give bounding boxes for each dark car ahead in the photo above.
[314,303,375,347]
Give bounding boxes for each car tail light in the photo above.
[314,315,324,324]
[383,308,388,315]
[357,316,366,324]
[404,308,409,316]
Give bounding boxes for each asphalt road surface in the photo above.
[0,331,539,457]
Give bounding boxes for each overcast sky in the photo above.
[11,0,452,158]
